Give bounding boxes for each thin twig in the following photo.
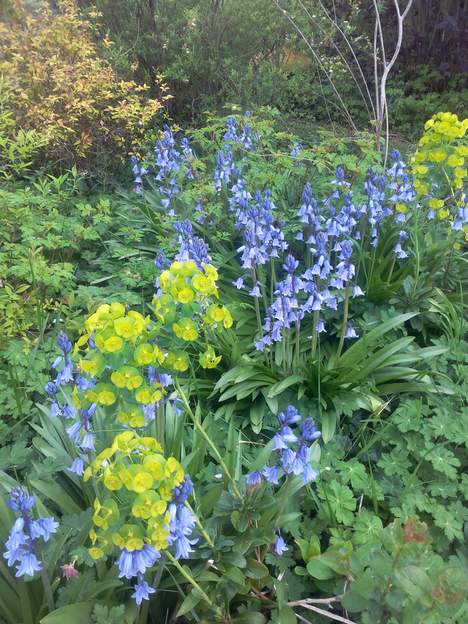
[297,602,358,624]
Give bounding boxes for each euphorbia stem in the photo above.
[336,284,350,358]
[185,501,216,549]
[175,381,242,500]
[156,401,165,451]
[166,552,215,610]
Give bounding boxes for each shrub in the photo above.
[0,0,167,176]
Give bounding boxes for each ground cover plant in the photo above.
[0,2,467,623]
[1,109,466,624]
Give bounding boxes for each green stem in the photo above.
[387,255,396,284]
[166,552,215,610]
[156,401,165,451]
[311,310,320,357]
[185,501,216,549]
[336,284,350,359]
[40,567,55,613]
[175,381,242,500]
[251,266,263,336]
[138,555,166,624]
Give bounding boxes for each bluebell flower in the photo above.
[167,504,197,559]
[30,517,59,542]
[249,282,261,298]
[132,577,156,605]
[57,331,72,354]
[117,546,160,579]
[171,477,193,505]
[290,142,302,158]
[453,204,468,230]
[44,381,58,397]
[130,155,148,194]
[262,465,280,484]
[154,251,169,270]
[232,277,244,289]
[174,219,212,267]
[245,471,263,486]
[278,405,301,426]
[301,418,322,442]
[80,430,95,452]
[345,323,358,339]
[75,376,95,391]
[15,552,42,578]
[7,487,35,514]
[69,457,85,476]
[315,318,326,333]
[272,532,288,556]
[3,487,58,578]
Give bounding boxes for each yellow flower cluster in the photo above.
[85,431,185,559]
[71,261,232,432]
[412,113,467,237]
[156,260,219,310]
[153,260,228,369]
[75,303,166,412]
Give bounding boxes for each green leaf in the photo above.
[321,411,337,444]
[306,558,336,580]
[245,559,269,579]
[231,613,267,624]
[266,375,304,398]
[278,607,297,624]
[176,588,203,617]
[40,602,94,624]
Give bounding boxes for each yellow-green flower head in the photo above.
[134,385,163,405]
[204,304,233,328]
[87,432,187,559]
[134,343,165,366]
[199,346,222,369]
[92,498,120,530]
[79,353,105,377]
[86,383,116,406]
[165,350,190,372]
[117,407,146,428]
[111,524,144,551]
[85,302,126,334]
[152,293,176,324]
[111,366,143,390]
[172,317,199,341]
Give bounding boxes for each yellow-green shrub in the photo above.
[0,0,168,174]
[412,112,467,237]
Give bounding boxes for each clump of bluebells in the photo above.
[3,487,58,578]
[246,405,321,488]
[133,114,467,363]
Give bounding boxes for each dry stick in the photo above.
[273,0,357,131]
[374,0,414,156]
[316,0,376,117]
[296,0,374,119]
[295,602,358,624]
[288,595,343,606]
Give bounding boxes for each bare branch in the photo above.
[273,0,358,131]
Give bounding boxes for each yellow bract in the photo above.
[88,432,189,560]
